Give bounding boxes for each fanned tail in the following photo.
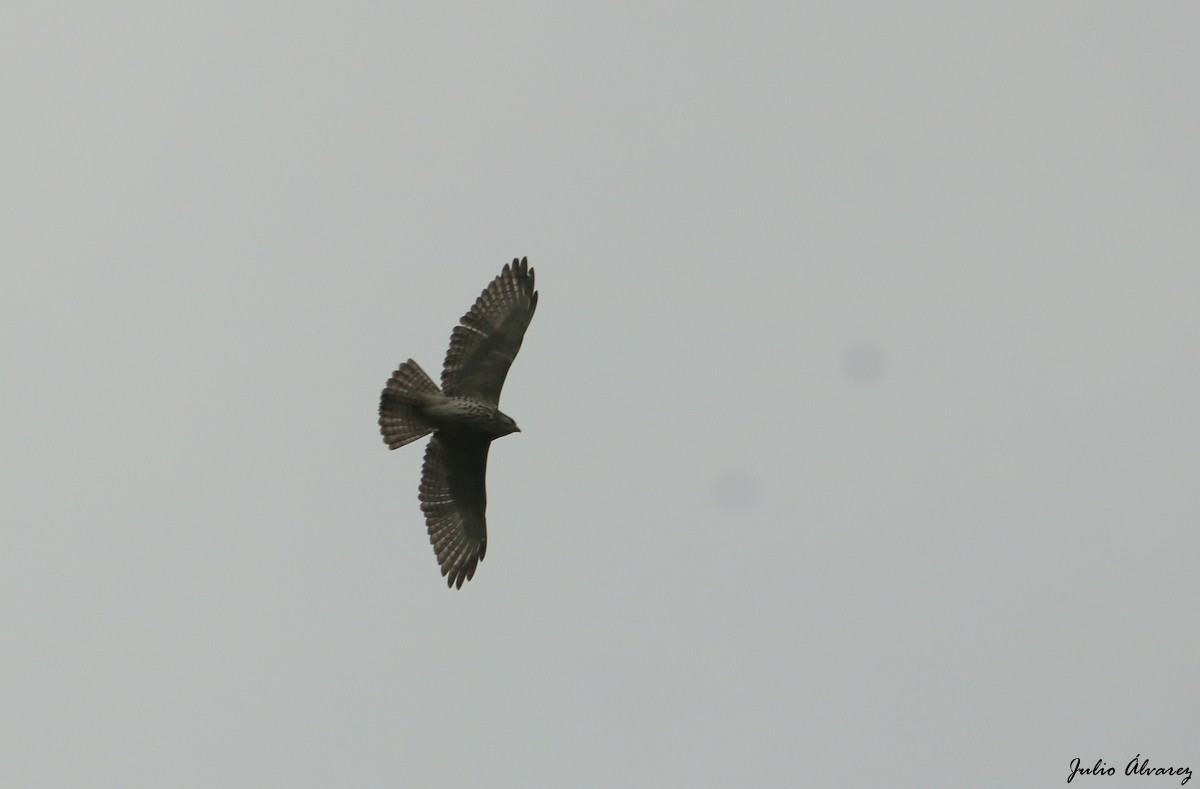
[379,359,441,449]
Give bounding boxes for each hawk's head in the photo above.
[492,410,520,438]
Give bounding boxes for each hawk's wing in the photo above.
[419,434,490,588]
[441,257,538,405]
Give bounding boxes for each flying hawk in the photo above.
[379,258,538,588]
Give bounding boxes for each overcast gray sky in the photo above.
[4,3,1198,787]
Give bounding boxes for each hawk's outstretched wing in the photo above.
[441,257,538,405]
[419,434,490,589]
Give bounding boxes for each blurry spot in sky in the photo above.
[842,341,887,385]
[712,469,758,513]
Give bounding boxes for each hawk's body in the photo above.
[379,258,537,588]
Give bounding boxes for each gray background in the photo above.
[4,3,1197,787]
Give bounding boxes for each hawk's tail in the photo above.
[379,359,441,450]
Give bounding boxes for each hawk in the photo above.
[379,258,538,588]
